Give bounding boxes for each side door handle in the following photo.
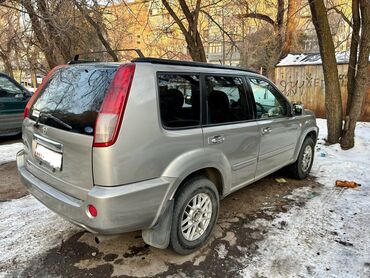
[261,127,272,135]
[208,135,225,144]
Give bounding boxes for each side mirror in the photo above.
[184,94,192,105]
[24,89,33,97]
[293,103,304,115]
[15,93,25,99]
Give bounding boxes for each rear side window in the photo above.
[158,74,200,128]
[205,76,251,124]
[30,65,117,135]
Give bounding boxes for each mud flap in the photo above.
[142,200,174,249]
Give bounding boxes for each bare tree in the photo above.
[0,0,118,69]
[21,0,64,68]
[341,0,370,149]
[308,0,369,148]
[238,0,300,78]
[161,0,207,62]
[0,6,17,77]
[73,0,119,61]
[308,0,343,143]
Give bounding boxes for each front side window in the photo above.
[205,75,251,124]
[249,78,288,119]
[158,74,200,128]
[0,76,23,97]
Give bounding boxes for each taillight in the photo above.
[93,63,136,147]
[88,204,98,218]
[24,65,65,118]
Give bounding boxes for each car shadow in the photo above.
[0,133,22,145]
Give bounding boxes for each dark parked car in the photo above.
[0,72,32,136]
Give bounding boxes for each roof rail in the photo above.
[131,57,257,73]
[68,49,144,64]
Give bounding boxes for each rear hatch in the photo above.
[23,64,117,200]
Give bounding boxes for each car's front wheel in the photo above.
[170,176,219,255]
[287,136,315,179]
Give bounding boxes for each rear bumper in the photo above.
[17,150,173,234]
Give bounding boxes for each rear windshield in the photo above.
[30,65,117,135]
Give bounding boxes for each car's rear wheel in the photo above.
[170,176,219,255]
[287,137,315,179]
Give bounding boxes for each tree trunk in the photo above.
[185,34,207,62]
[36,0,72,62]
[308,0,343,143]
[345,0,360,116]
[280,0,299,59]
[0,51,14,78]
[244,0,298,77]
[341,0,370,149]
[22,0,61,69]
[162,0,206,62]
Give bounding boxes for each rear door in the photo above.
[0,74,29,134]
[23,65,117,199]
[247,77,300,178]
[202,74,260,189]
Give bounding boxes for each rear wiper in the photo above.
[34,112,72,130]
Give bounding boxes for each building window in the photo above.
[209,43,222,54]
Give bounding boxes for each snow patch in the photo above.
[215,243,228,259]
[312,119,370,186]
[240,119,370,278]
[0,196,81,275]
[277,51,370,66]
[0,143,23,165]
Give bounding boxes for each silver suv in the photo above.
[17,58,318,254]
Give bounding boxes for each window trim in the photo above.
[0,73,26,97]
[156,71,202,131]
[246,76,293,120]
[201,73,255,127]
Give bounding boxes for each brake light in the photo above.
[93,63,136,147]
[23,65,65,118]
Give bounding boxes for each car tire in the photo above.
[287,137,315,179]
[170,176,219,255]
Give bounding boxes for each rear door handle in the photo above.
[208,135,225,144]
[261,127,272,135]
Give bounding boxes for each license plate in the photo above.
[34,144,62,170]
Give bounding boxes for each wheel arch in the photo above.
[293,126,318,161]
[172,167,224,199]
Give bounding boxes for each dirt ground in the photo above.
[0,136,27,201]
[0,162,28,201]
[0,158,323,278]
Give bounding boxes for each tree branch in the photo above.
[240,12,276,26]
[161,0,191,41]
[327,6,352,27]
[73,0,118,61]
[200,9,240,51]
